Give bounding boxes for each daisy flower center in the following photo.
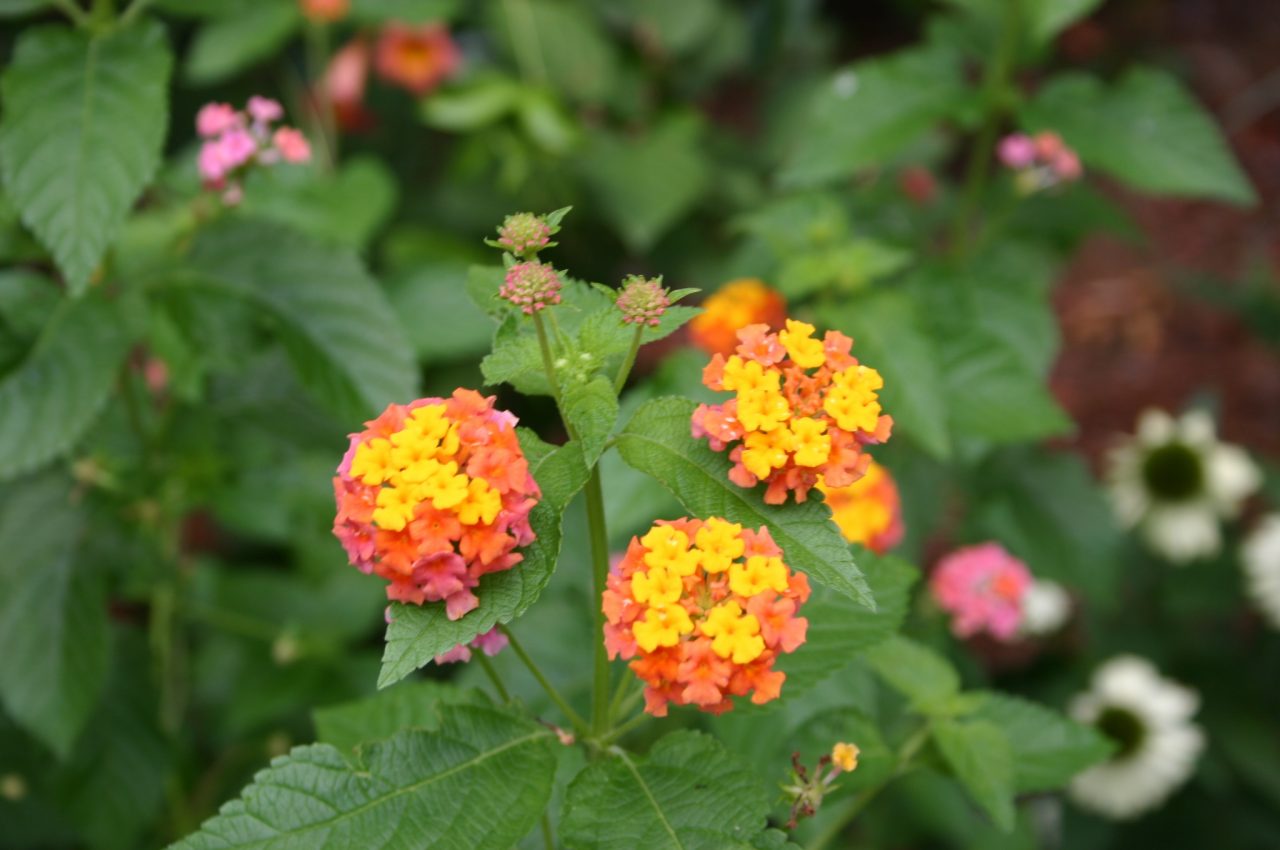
[1141,442,1203,501]
[1095,705,1146,760]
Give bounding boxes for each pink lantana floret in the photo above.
[273,127,312,163]
[929,542,1031,641]
[247,95,284,125]
[196,102,239,138]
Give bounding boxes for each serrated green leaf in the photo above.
[242,156,398,251]
[826,291,950,458]
[168,705,557,850]
[314,681,473,757]
[377,437,588,688]
[932,719,1016,831]
[1021,68,1256,205]
[563,375,618,467]
[185,1,301,85]
[777,552,917,699]
[969,692,1113,792]
[863,635,960,712]
[182,219,417,422]
[940,330,1072,443]
[616,397,873,608]
[561,730,771,850]
[0,476,108,758]
[780,47,965,187]
[0,289,134,480]
[0,21,172,294]
[577,304,701,364]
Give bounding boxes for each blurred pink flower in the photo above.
[247,95,284,125]
[195,102,239,138]
[930,542,1031,641]
[273,127,312,163]
[323,39,374,131]
[998,133,1036,169]
[433,627,509,665]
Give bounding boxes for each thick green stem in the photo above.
[613,325,644,395]
[540,813,555,850]
[806,724,930,850]
[498,625,588,735]
[947,0,1021,258]
[584,469,611,734]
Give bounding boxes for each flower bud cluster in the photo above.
[998,131,1082,193]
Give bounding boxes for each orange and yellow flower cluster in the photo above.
[332,389,540,619]
[692,320,893,504]
[689,278,787,356]
[602,518,809,716]
[817,458,904,553]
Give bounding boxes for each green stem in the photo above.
[613,325,644,395]
[947,0,1021,259]
[50,0,90,26]
[532,313,574,436]
[303,21,339,170]
[607,668,635,722]
[585,469,611,735]
[498,624,589,735]
[540,813,555,850]
[806,724,930,850]
[476,653,513,704]
[118,0,153,25]
[600,710,650,746]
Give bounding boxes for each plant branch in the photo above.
[498,624,589,736]
[585,468,611,735]
[475,653,512,704]
[613,325,644,395]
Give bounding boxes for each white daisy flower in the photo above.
[1019,578,1071,637]
[1107,409,1260,563]
[1243,514,1280,629]
[1069,655,1205,820]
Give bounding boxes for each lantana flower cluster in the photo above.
[817,458,903,553]
[689,278,787,356]
[603,518,809,716]
[693,320,893,504]
[998,130,1082,193]
[332,389,540,619]
[930,542,1031,641]
[196,97,311,203]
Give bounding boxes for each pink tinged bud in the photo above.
[247,95,284,125]
[496,212,553,256]
[615,275,670,327]
[499,261,562,315]
[998,133,1036,169]
[196,102,239,138]
[273,127,312,163]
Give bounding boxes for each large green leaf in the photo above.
[932,719,1016,832]
[862,635,960,713]
[314,681,471,758]
[168,705,557,850]
[243,157,398,251]
[779,47,965,187]
[777,552,917,699]
[0,288,134,480]
[562,375,618,467]
[183,219,417,423]
[0,21,172,294]
[616,397,874,608]
[185,1,301,85]
[0,476,108,758]
[387,263,494,363]
[378,437,589,688]
[826,291,950,458]
[969,692,1113,792]
[578,115,710,252]
[561,730,771,850]
[1021,68,1256,205]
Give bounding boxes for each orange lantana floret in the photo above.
[332,389,540,620]
[602,518,809,717]
[817,459,904,554]
[692,320,893,504]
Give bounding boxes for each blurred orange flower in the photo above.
[374,23,461,96]
[300,0,349,23]
[817,458,904,553]
[689,278,787,356]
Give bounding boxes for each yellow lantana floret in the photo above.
[350,438,395,486]
[824,365,884,433]
[741,428,796,479]
[700,601,765,663]
[633,604,695,652]
[729,555,790,597]
[779,319,826,369]
[631,565,684,606]
[721,356,778,394]
[417,462,469,510]
[694,518,745,573]
[372,485,417,531]
[455,478,502,526]
[790,417,831,467]
[831,741,860,773]
[641,526,700,576]
[737,387,791,433]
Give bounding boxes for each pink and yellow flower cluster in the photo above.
[603,518,809,716]
[196,97,310,201]
[332,390,540,620]
[693,320,893,504]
